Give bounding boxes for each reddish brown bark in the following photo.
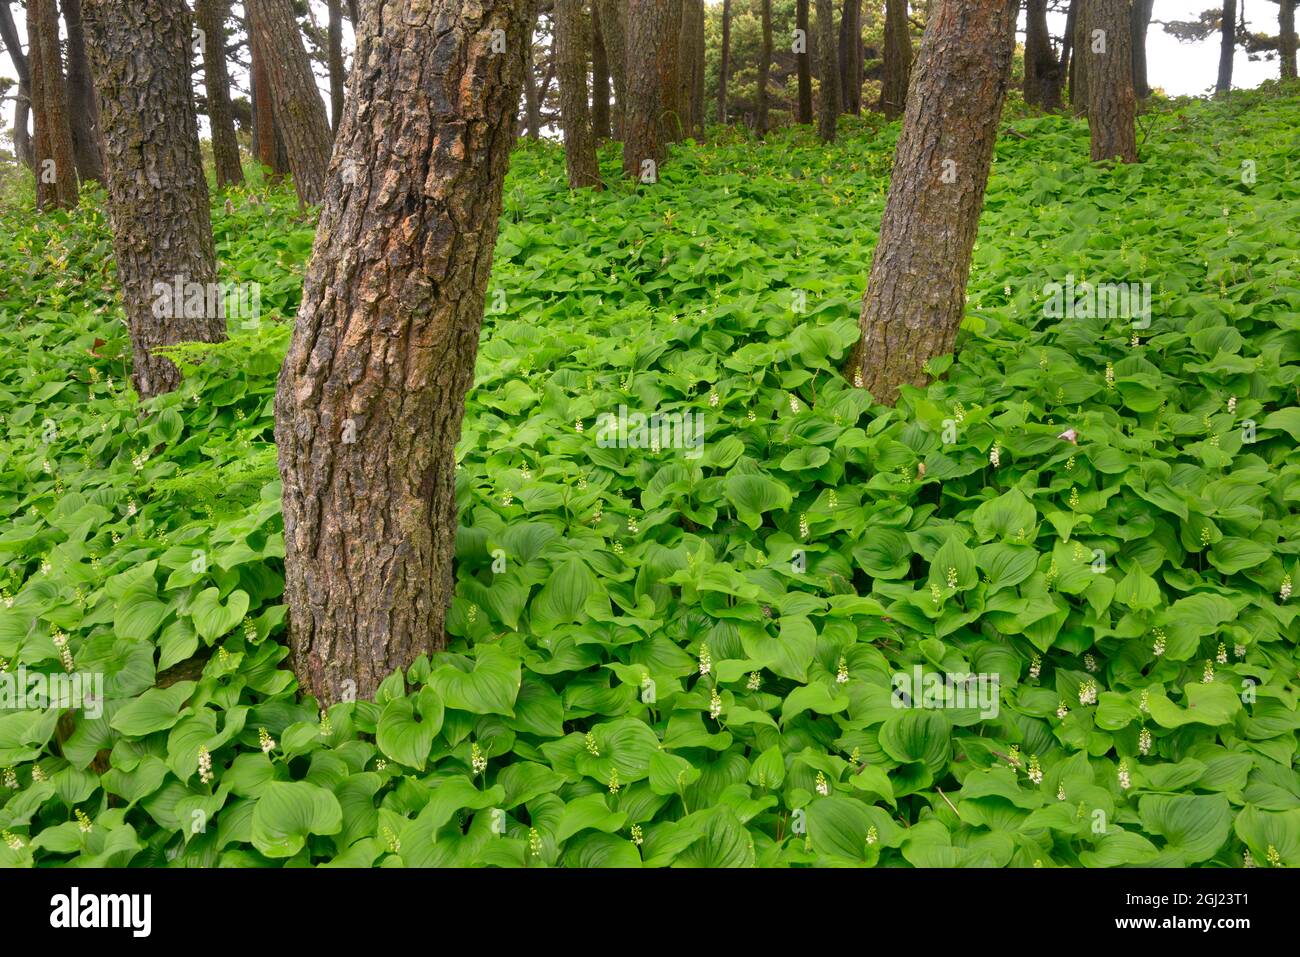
[815,0,839,141]
[1023,0,1061,109]
[556,0,601,187]
[29,0,79,209]
[1086,0,1137,163]
[757,0,772,133]
[717,0,730,123]
[880,0,911,118]
[796,0,812,123]
[197,0,244,187]
[62,0,104,182]
[624,0,670,178]
[592,1,612,138]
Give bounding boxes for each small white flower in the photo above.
[698,643,712,676]
[1083,654,1098,673]
[989,444,1000,468]
[258,727,276,754]
[815,772,830,797]
[198,745,214,785]
[835,657,849,684]
[746,671,761,691]
[1117,760,1131,790]
[709,687,722,720]
[1139,727,1152,756]
[1028,654,1041,680]
[1078,679,1097,706]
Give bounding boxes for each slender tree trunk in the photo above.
[250,15,277,174]
[1282,0,1298,80]
[677,0,703,136]
[592,0,611,138]
[880,0,911,118]
[275,0,535,706]
[328,0,344,134]
[556,0,601,186]
[197,0,244,187]
[0,1,33,168]
[62,0,104,182]
[82,0,225,399]
[717,0,730,123]
[523,33,542,139]
[848,0,1018,404]
[1086,0,1136,162]
[596,0,627,136]
[815,0,839,141]
[658,0,682,141]
[625,0,669,177]
[30,0,79,209]
[837,0,860,114]
[347,0,359,23]
[1130,0,1152,98]
[1071,0,1088,115]
[796,0,812,123]
[246,0,332,205]
[1217,0,1236,93]
[691,0,704,136]
[1060,0,1076,90]
[1023,0,1060,109]
[757,0,772,133]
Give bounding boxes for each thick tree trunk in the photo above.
[848,0,1017,404]
[757,0,772,133]
[658,0,682,141]
[1071,0,1088,116]
[815,0,839,141]
[1282,0,1298,80]
[82,0,225,399]
[837,0,860,114]
[0,1,33,168]
[275,0,535,706]
[717,0,730,123]
[246,0,332,205]
[1085,0,1137,163]
[880,0,911,118]
[250,15,277,173]
[796,0,812,123]
[62,0,104,182]
[1023,0,1060,109]
[1130,0,1152,98]
[625,0,669,177]
[596,0,627,136]
[29,0,79,209]
[677,0,703,136]
[1217,0,1236,93]
[328,0,344,134]
[592,1,612,138]
[197,0,244,188]
[557,0,601,186]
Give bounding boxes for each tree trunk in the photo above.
[880,0,911,118]
[1282,0,1298,80]
[717,0,730,123]
[757,0,772,133]
[848,0,1017,404]
[815,0,839,141]
[275,0,535,706]
[196,0,244,187]
[625,0,669,177]
[596,0,627,136]
[82,0,225,399]
[1130,0,1153,98]
[677,0,703,136]
[592,0,611,138]
[837,0,860,114]
[691,0,704,136]
[557,0,601,186]
[796,0,812,123]
[246,0,332,205]
[1071,0,1088,116]
[250,14,277,174]
[1086,0,1137,163]
[0,1,33,167]
[62,0,104,182]
[658,0,682,141]
[523,32,542,139]
[1023,0,1060,109]
[1217,0,1236,93]
[328,0,345,134]
[29,0,79,209]
[1059,0,1076,92]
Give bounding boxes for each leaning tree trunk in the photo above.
[83,0,225,399]
[275,0,535,706]
[847,0,1017,403]
[624,0,670,178]
[0,0,33,167]
[596,0,627,136]
[1282,0,1298,80]
[556,0,601,187]
[30,0,79,209]
[246,0,332,205]
[880,0,911,118]
[717,0,730,122]
[1130,0,1153,98]
[1071,0,1088,115]
[1217,0,1236,93]
[327,0,344,133]
[757,0,772,133]
[1085,0,1137,163]
[815,0,839,141]
[1023,0,1060,109]
[592,1,611,138]
[197,0,244,187]
[62,0,104,182]
[796,0,812,123]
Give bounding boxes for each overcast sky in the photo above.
[0,1,1288,152]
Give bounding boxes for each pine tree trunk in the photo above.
[1130,0,1153,98]
[592,1,612,138]
[815,0,839,141]
[1023,0,1060,109]
[717,0,730,123]
[848,0,1018,404]
[328,0,345,134]
[1085,0,1137,163]
[625,0,669,177]
[82,0,225,400]
[62,0,104,182]
[837,0,860,114]
[557,0,601,187]
[1217,0,1236,93]
[1071,0,1088,116]
[0,1,33,168]
[677,0,703,136]
[29,0,79,209]
[691,0,704,136]
[658,0,683,141]
[880,0,911,118]
[757,0,772,133]
[796,0,812,123]
[596,0,627,136]
[523,32,542,139]
[1059,0,1076,90]
[197,0,244,188]
[275,0,535,706]
[1282,0,1298,80]
[251,14,278,173]
[246,0,332,205]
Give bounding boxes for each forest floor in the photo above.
[1,86,1298,866]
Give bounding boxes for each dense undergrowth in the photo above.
[1,89,1298,867]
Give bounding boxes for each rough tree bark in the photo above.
[1086,0,1137,163]
[1130,0,1153,98]
[757,0,772,133]
[275,0,536,706]
[29,0,79,209]
[690,0,703,135]
[717,0,730,122]
[848,0,1018,404]
[625,0,669,177]
[592,1,611,138]
[880,0,911,118]
[246,0,332,205]
[1071,0,1088,115]
[328,0,344,134]
[1060,0,1077,91]
[1217,0,1236,93]
[815,0,839,141]
[522,31,542,139]
[62,0,104,182]
[658,0,682,141]
[556,0,601,186]
[1023,0,1061,109]
[0,1,33,167]
[596,0,627,135]
[82,0,225,399]
[197,0,244,187]
[677,0,703,136]
[837,0,861,114]
[796,0,812,123]
[250,14,277,173]
[1282,0,1298,80]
